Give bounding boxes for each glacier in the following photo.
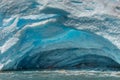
[0,0,120,71]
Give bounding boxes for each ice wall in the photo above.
[0,0,120,71]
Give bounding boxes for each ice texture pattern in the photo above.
[0,0,120,71]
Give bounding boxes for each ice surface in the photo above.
[0,0,120,71]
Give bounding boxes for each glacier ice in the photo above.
[0,0,120,71]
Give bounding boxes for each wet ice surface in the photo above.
[0,70,120,80]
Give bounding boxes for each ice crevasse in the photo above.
[0,0,120,71]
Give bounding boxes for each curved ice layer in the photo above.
[0,0,120,71]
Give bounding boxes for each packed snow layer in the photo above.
[0,0,120,71]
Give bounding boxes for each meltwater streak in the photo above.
[0,0,120,71]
